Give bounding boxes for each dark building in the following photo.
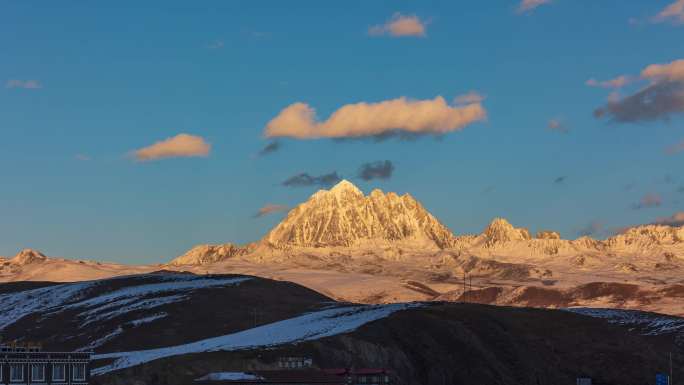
[193,368,392,385]
[0,342,91,385]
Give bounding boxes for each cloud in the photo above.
[258,141,281,156]
[641,59,684,82]
[553,176,567,184]
[264,96,486,140]
[6,79,42,89]
[632,193,662,210]
[454,91,485,105]
[665,140,684,155]
[654,211,684,226]
[547,119,569,133]
[75,154,91,161]
[577,221,603,237]
[206,40,224,49]
[594,59,684,123]
[517,0,552,13]
[369,13,427,37]
[652,0,684,24]
[593,80,684,123]
[134,134,211,161]
[253,204,289,218]
[358,160,394,181]
[585,76,630,89]
[282,172,341,188]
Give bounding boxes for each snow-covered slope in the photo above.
[0,272,334,354]
[91,303,419,375]
[565,307,684,335]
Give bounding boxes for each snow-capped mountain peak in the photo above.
[263,180,456,249]
[482,218,531,247]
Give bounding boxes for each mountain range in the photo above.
[3,180,683,315]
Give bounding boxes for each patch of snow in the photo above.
[128,312,168,327]
[0,275,250,331]
[564,307,684,335]
[78,327,123,352]
[92,303,421,375]
[196,372,264,381]
[0,281,96,330]
[80,295,185,326]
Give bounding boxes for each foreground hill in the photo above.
[0,271,331,352]
[0,272,681,385]
[3,180,683,315]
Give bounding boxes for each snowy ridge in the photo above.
[91,302,422,375]
[564,308,684,335]
[0,273,250,331]
[62,277,249,327]
[0,281,96,330]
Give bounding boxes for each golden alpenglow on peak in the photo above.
[263,183,456,249]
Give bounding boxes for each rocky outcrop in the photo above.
[170,243,255,266]
[481,218,531,247]
[536,230,561,240]
[10,249,48,265]
[606,224,684,250]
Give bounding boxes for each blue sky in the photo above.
[1,1,683,263]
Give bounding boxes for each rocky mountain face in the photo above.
[10,248,48,265]
[263,180,456,249]
[170,244,255,266]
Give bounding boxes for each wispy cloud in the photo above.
[517,0,552,13]
[654,211,684,226]
[282,172,342,188]
[652,0,684,24]
[206,40,224,49]
[358,160,394,181]
[632,193,662,210]
[594,59,684,124]
[577,220,603,237]
[369,13,427,37]
[264,96,486,140]
[258,141,281,156]
[547,118,569,134]
[585,76,630,89]
[253,204,289,218]
[665,140,684,155]
[133,134,211,161]
[454,91,485,105]
[6,79,42,89]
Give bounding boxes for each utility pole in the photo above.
[463,272,467,303]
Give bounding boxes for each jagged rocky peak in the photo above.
[264,180,456,249]
[606,224,684,248]
[11,248,48,265]
[170,243,253,265]
[536,230,561,240]
[482,218,531,247]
